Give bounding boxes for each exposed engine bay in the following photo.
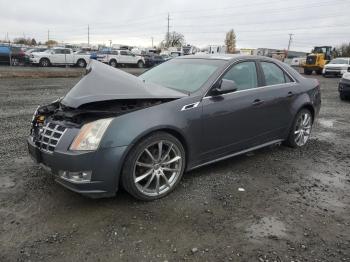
[32,98,174,128]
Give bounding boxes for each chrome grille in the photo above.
[35,122,66,153]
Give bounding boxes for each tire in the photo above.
[121,132,186,201]
[137,60,144,68]
[39,58,50,67]
[316,69,323,75]
[76,59,87,68]
[109,59,117,68]
[285,109,313,148]
[340,93,347,100]
[304,69,312,75]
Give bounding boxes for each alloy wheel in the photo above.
[294,112,312,146]
[133,140,183,197]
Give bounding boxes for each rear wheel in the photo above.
[109,59,117,68]
[304,68,312,75]
[285,109,313,148]
[39,58,50,67]
[76,59,87,68]
[122,132,186,201]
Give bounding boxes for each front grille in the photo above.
[306,56,316,65]
[35,122,66,153]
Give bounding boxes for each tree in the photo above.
[31,38,37,46]
[164,31,185,48]
[225,29,236,54]
[45,40,58,47]
[334,43,350,57]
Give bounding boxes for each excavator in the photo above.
[302,46,332,75]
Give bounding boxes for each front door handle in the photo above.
[252,99,264,106]
[287,91,294,97]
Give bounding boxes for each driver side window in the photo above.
[222,61,258,91]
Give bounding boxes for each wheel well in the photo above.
[40,57,49,62]
[77,58,85,63]
[118,128,188,189]
[137,60,144,64]
[300,104,315,122]
[109,59,117,63]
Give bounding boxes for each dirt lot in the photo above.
[0,73,349,262]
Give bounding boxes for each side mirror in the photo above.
[212,79,238,95]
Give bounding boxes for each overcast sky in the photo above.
[0,0,349,51]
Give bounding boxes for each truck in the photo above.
[30,47,90,67]
[301,46,332,75]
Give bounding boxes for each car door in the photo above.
[255,61,297,139]
[200,60,266,161]
[50,49,65,64]
[119,50,130,64]
[63,49,74,64]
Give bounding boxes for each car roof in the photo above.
[176,54,276,61]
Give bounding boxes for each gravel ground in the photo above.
[0,74,349,262]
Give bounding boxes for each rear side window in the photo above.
[120,51,127,55]
[261,62,293,85]
[222,61,258,91]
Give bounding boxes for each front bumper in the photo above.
[324,69,348,76]
[339,79,350,96]
[29,57,40,64]
[27,136,128,198]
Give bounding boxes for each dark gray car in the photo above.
[28,55,321,200]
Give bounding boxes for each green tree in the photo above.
[225,29,236,54]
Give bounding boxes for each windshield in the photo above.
[330,58,348,64]
[140,58,225,93]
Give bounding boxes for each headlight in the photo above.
[70,118,113,151]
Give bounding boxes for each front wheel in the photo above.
[109,59,117,68]
[285,109,313,148]
[304,68,312,75]
[122,132,186,201]
[340,93,347,100]
[137,60,144,68]
[39,58,50,67]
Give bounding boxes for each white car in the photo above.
[30,47,90,67]
[97,50,145,68]
[323,57,350,77]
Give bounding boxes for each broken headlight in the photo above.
[70,118,113,151]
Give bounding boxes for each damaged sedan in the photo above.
[28,56,321,200]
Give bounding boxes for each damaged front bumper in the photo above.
[27,130,128,198]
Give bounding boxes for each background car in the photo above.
[30,47,90,67]
[28,56,321,201]
[338,72,350,100]
[323,57,350,77]
[143,53,167,67]
[95,49,145,68]
[0,44,25,65]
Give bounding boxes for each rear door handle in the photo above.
[287,91,294,97]
[252,99,264,106]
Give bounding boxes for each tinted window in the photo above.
[261,62,286,86]
[223,61,258,91]
[120,51,127,55]
[54,49,64,54]
[63,49,71,54]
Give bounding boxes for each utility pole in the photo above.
[287,33,293,57]
[47,30,50,42]
[167,13,170,48]
[88,24,90,46]
[151,37,154,48]
[109,40,112,48]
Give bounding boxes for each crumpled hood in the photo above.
[61,60,186,108]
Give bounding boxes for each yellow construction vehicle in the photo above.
[302,46,332,75]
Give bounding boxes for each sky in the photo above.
[0,0,349,52]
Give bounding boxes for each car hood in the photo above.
[61,60,187,108]
[325,63,348,68]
